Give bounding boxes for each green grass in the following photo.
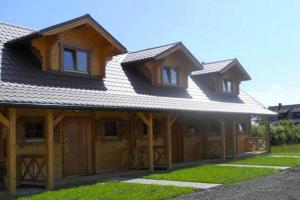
[231,155,300,167]
[2,181,195,200]
[272,144,300,156]
[144,165,278,184]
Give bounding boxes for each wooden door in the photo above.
[63,117,87,177]
[172,121,183,163]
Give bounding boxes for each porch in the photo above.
[0,108,271,195]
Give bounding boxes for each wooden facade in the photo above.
[0,107,269,194]
[0,15,274,195]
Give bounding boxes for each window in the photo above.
[187,126,197,136]
[239,122,247,133]
[209,121,220,135]
[25,121,44,141]
[104,121,119,137]
[293,112,300,119]
[143,123,148,136]
[62,47,89,73]
[222,79,233,94]
[162,67,178,86]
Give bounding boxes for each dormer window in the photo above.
[222,79,233,94]
[162,66,178,86]
[62,47,89,73]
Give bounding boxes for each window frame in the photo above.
[104,120,120,139]
[61,45,90,74]
[293,112,300,119]
[20,117,46,143]
[161,66,179,86]
[238,121,247,134]
[222,79,233,94]
[209,120,220,136]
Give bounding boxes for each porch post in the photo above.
[232,118,237,159]
[147,113,154,172]
[165,115,172,170]
[264,117,271,153]
[7,108,16,195]
[220,117,226,160]
[46,110,54,190]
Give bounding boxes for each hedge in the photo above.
[251,120,300,145]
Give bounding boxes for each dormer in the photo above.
[6,14,126,78]
[122,42,203,88]
[191,59,251,95]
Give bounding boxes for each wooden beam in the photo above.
[147,113,154,172]
[165,115,172,170]
[53,111,66,127]
[46,110,54,190]
[7,108,16,195]
[264,117,271,153]
[232,118,237,159]
[220,117,226,160]
[0,113,9,128]
[170,115,177,126]
[137,112,150,126]
[91,111,96,174]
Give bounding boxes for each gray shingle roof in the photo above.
[192,59,235,75]
[191,59,251,80]
[0,22,275,116]
[122,42,179,64]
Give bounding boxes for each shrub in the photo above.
[251,124,266,137]
[251,120,300,145]
[271,120,300,145]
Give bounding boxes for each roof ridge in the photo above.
[127,42,181,54]
[0,21,36,31]
[203,58,236,65]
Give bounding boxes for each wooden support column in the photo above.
[232,118,237,159]
[147,113,154,172]
[220,117,226,160]
[91,111,96,174]
[264,117,271,153]
[46,110,54,190]
[165,115,172,170]
[7,108,16,195]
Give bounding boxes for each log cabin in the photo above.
[0,14,276,194]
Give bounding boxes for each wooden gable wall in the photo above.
[31,24,119,78]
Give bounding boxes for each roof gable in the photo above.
[192,59,251,81]
[6,14,126,53]
[122,42,203,69]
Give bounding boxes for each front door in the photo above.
[172,121,184,163]
[63,117,87,177]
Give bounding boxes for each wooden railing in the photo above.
[153,146,165,166]
[207,140,222,158]
[18,154,46,185]
[121,146,148,169]
[247,137,266,151]
[121,145,166,169]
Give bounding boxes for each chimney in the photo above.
[277,103,282,111]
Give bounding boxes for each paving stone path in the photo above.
[114,177,220,189]
[218,163,289,170]
[173,167,300,200]
[269,155,300,158]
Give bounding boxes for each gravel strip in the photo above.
[173,167,300,200]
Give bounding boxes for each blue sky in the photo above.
[1,0,299,106]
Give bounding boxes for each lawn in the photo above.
[272,144,300,156]
[231,155,300,167]
[144,165,278,184]
[2,181,195,200]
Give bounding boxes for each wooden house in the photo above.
[0,14,276,194]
